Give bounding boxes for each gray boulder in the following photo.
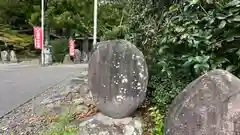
[165,69,240,135]
[88,40,148,118]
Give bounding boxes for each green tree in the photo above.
[0,0,125,38]
[44,0,93,36]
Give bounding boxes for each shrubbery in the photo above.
[122,0,240,133]
[127,0,240,110]
[51,39,68,63]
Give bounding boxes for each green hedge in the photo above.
[50,39,68,63]
[100,0,240,134]
[123,0,240,134]
[127,0,240,112]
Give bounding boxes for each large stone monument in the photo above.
[88,40,148,118]
[165,69,240,135]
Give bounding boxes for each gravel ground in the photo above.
[0,70,91,135]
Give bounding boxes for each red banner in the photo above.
[33,26,43,49]
[69,39,75,56]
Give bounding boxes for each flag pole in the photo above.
[93,0,98,48]
[41,0,45,65]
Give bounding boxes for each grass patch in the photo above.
[40,108,80,135]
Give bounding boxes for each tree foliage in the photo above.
[0,0,124,51]
[0,0,38,49]
[116,0,240,134]
[124,0,240,110]
[44,0,94,36]
[0,25,32,48]
[0,0,124,36]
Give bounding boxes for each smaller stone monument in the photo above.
[44,48,52,65]
[74,49,81,64]
[9,50,18,63]
[1,50,9,62]
[81,51,88,63]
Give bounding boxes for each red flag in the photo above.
[69,39,75,56]
[33,26,43,49]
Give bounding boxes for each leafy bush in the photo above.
[149,107,164,135]
[102,0,240,133]
[51,39,68,63]
[103,25,129,40]
[126,0,240,113]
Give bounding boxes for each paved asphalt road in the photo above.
[0,64,88,117]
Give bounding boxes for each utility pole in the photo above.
[93,0,98,49]
[41,0,45,66]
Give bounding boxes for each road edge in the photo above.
[0,67,87,119]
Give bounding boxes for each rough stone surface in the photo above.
[1,50,9,62]
[83,38,89,62]
[165,69,240,135]
[81,51,88,63]
[74,49,81,64]
[77,113,143,135]
[9,50,18,63]
[63,54,73,64]
[44,48,52,65]
[88,40,148,118]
